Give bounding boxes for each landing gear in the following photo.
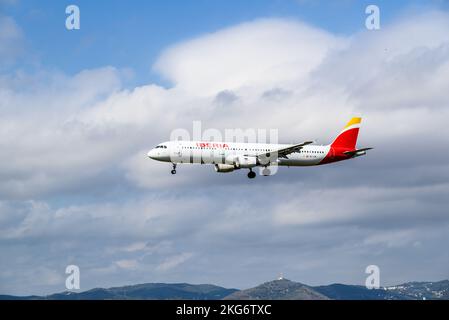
[171,163,177,175]
[247,169,256,179]
[262,167,271,176]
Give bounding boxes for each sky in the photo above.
[1,0,449,295]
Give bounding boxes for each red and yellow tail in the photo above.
[330,117,361,150]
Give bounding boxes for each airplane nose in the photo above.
[147,149,157,159]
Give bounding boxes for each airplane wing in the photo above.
[343,147,373,156]
[258,141,314,162]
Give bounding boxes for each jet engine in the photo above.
[234,155,258,168]
[214,164,235,173]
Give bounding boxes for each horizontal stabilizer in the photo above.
[343,147,373,156]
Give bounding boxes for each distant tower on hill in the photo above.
[278,272,284,280]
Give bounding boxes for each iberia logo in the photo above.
[196,142,229,148]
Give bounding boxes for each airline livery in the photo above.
[148,117,372,178]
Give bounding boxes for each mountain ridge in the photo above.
[224,278,329,300]
[1,279,448,300]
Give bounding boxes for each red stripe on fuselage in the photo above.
[319,147,353,165]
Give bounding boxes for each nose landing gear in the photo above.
[171,163,177,174]
[247,169,256,179]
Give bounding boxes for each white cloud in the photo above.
[363,229,418,248]
[115,259,139,270]
[121,242,148,253]
[156,252,193,272]
[154,19,344,96]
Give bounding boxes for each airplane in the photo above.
[147,117,372,179]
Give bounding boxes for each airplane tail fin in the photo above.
[330,117,362,150]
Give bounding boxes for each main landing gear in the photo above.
[247,167,270,178]
[247,169,256,179]
[171,163,177,175]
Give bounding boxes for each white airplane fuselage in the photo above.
[147,118,371,178]
[148,141,331,167]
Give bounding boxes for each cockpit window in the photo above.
[155,145,167,149]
